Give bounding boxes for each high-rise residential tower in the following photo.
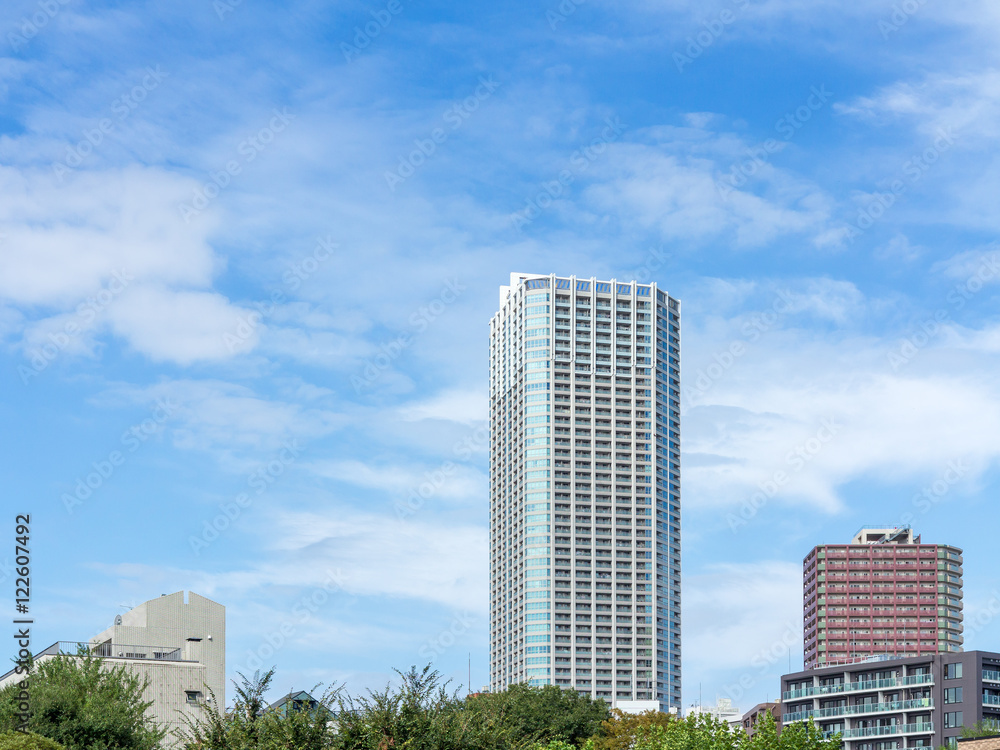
[803,526,964,670]
[489,272,682,712]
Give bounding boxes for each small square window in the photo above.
[944,663,963,679]
[185,691,200,704]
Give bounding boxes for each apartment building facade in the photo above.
[782,651,1000,749]
[803,526,964,670]
[488,272,682,712]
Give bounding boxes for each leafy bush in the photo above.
[181,668,338,750]
[622,711,839,750]
[962,721,1000,739]
[332,666,610,750]
[0,732,66,750]
[182,665,610,750]
[0,652,164,750]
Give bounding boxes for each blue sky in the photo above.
[2,0,1000,713]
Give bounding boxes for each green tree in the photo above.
[0,652,164,750]
[334,664,459,750]
[489,683,609,747]
[0,732,66,750]
[592,711,839,750]
[961,721,1000,739]
[430,689,528,750]
[181,668,340,750]
[180,663,739,750]
[741,712,838,750]
[331,665,609,750]
[258,697,336,750]
[587,709,675,750]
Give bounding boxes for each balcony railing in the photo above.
[783,674,933,701]
[784,711,815,723]
[839,722,933,739]
[984,670,1000,683]
[783,698,933,723]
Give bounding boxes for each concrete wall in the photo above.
[106,657,208,747]
[90,591,226,710]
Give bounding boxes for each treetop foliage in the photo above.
[3,657,844,750]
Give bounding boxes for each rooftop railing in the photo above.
[37,642,184,661]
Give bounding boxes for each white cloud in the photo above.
[838,71,1000,144]
[0,165,265,365]
[686,373,1000,515]
[945,322,1000,355]
[833,71,1000,231]
[99,379,346,470]
[99,522,478,615]
[684,561,802,673]
[611,0,1000,49]
[0,165,219,305]
[96,508,489,615]
[583,136,834,248]
[260,327,376,370]
[398,388,488,425]
[0,304,23,338]
[262,509,489,614]
[876,234,924,263]
[107,285,259,364]
[309,458,485,503]
[682,309,1000,517]
[931,247,1000,282]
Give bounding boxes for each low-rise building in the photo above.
[269,690,320,717]
[957,736,1000,750]
[689,697,743,727]
[0,591,224,748]
[741,702,781,736]
[617,699,678,715]
[781,651,1000,749]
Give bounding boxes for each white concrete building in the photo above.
[1,591,224,748]
[90,591,226,712]
[489,273,682,712]
[688,697,743,728]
